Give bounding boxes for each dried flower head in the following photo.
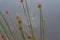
[19,0,23,3]
[19,27,22,30]
[16,16,19,19]
[37,4,42,8]
[0,34,4,39]
[16,13,19,19]
[27,34,31,39]
[18,20,22,24]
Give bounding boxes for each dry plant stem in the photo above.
[0,12,15,40]
[39,8,44,40]
[22,3,29,25]
[0,21,11,40]
[6,12,18,40]
[0,28,8,40]
[25,0,35,40]
[19,24,26,40]
[22,3,31,39]
[16,19,26,40]
[43,21,45,40]
[16,20,21,40]
[0,27,11,40]
[22,3,33,40]
[43,20,46,40]
[39,8,42,40]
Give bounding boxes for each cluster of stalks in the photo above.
[0,0,46,40]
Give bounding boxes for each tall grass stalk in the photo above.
[22,2,30,33]
[0,12,15,40]
[19,24,26,40]
[22,3,29,25]
[0,26,9,40]
[21,2,32,40]
[0,21,12,40]
[6,11,19,40]
[39,8,44,40]
[43,19,46,40]
[16,19,26,40]
[25,0,35,40]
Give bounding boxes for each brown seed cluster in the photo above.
[19,0,23,3]
[19,27,22,30]
[27,35,31,39]
[37,4,42,8]
[1,35,4,38]
[16,15,19,19]
[18,20,22,24]
[0,34,4,39]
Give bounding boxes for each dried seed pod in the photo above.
[1,35,4,38]
[0,34,4,39]
[18,20,22,24]
[19,0,23,3]
[27,35,31,39]
[19,27,22,30]
[37,4,42,8]
[16,15,19,19]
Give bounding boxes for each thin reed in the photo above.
[0,0,46,40]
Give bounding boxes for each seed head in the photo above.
[16,13,19,19]
[18,20,22,24]
[27,35,31,39]
[0,34,4,39]
[19,27,22,30]
[37,4,42,8]
[19,0,23,3]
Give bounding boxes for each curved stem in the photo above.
[0,21,11,40]
[16,19,26,40]
[25,0,35,40]
[0,12,15,40]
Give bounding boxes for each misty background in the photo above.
[0,0,60,40]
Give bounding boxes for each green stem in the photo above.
[43,20,46,40]
[0,12,15,40]
[19,24,26,40]
[0,21,11,40]
[6,11,18,40]
[25,0,35,40]
[39,8,44,40]
[22,3,29,25]
[16,19,26,40]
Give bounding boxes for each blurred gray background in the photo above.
[0,0,60,40]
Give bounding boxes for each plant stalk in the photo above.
[0,12,15,40]
[25,0,35,40]
[39,8,44,40]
